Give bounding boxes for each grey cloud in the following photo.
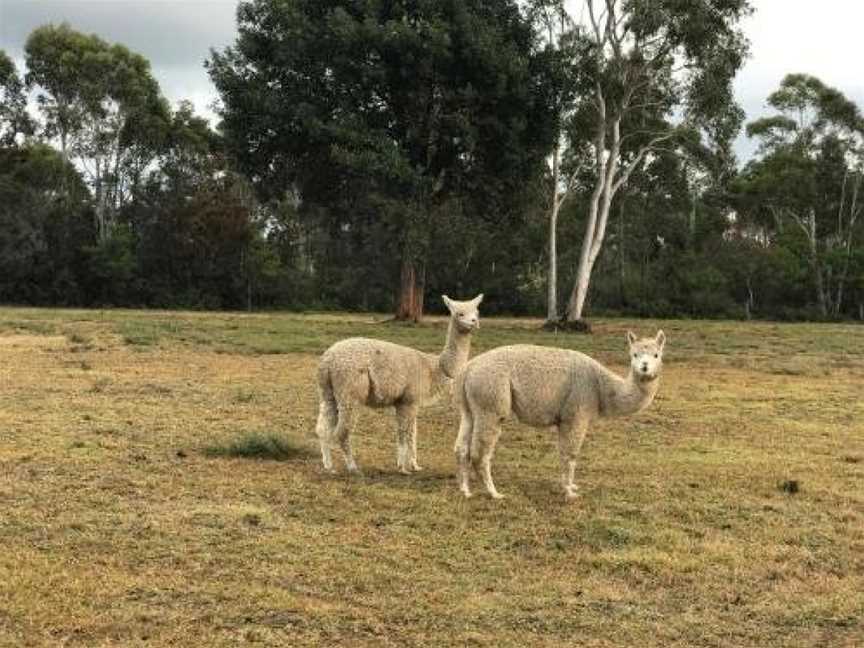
[0,0,239,124]
[0,0,238,65]
[3,0,864,163]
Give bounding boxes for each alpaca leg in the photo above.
[471,415,504,499]
[395,403,417,474]
[454,407,474,497]
[408,417,422,471]
[315,397,338,472]
[334,405,360,473]
[558,417,589,500]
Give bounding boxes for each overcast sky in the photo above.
[1,0,863,163]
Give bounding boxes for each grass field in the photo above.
[0,307,862,647]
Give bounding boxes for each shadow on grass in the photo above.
[334,467,454,495]
[204,432,314,461]
[387,469,452,484]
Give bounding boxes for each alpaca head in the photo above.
[626,330,666,382]
[442,294,483,333]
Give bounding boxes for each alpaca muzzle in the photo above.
[459,319,479,332]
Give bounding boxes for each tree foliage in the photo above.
[534,0,751,323]
[0,144,94,304]
[208,0,560,319]
[736,74,864,317]
[25,23,170,240]
[1,17,863,321]
[0,50,33,146]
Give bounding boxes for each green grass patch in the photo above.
[233,387,257,404]
[118,321,162,346]
[0,319,57,335]
[204,432,311,461]
[66,331,90,345]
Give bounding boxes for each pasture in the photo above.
[0,308,862,647]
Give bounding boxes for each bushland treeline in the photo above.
[1,1,863,321]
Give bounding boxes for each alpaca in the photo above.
[454,330,666,499]
[316,294,483,474]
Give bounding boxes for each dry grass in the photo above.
[0,307,862,647]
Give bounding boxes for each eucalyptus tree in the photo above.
[24,25,101,162]
[525,1,583,322]
[538,0,750,326]
[25,24,169,241]
[0,50,33,146]
[209,0,558,321]
[738,74,864,317]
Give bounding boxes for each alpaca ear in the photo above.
[472,293,484,306]
[442,295,454,312]
[656,330,666,350]
[626,331,637,347]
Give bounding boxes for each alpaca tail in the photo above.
[316,361,336,413]
[315,361,338,471]
[316,360,333,399]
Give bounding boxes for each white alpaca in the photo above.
[454,330,666,499]
[316,294,483,474]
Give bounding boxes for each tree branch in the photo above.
[604,0,622,60]
[611,131,677,194]
[586,0,605,45]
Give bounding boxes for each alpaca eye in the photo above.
[654,354,658,358]
[632,353,637,359]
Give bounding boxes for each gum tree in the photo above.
[0,50,33,146]
[25,24,169,240]
[548,0,751,326]
[738,74,864,318]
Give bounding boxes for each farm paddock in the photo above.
[0,308,861,647]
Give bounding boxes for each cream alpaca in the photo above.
[316,294,483,474]
[454,330,666,499]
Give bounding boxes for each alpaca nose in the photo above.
[641,362,648,372]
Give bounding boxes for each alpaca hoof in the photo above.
[564,488,581,502]
[460,487,473,498]
[410,464,423,472]
[489,491,505,500]
[399,468,412,475]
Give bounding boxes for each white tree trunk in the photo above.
[566,116,622,322]
[834,173,861,317]
[546,141,561,322]
[559,0,677,323]
[805,210,828,318]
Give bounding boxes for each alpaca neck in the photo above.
[438,319,472,378]
[599,367,660,418]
